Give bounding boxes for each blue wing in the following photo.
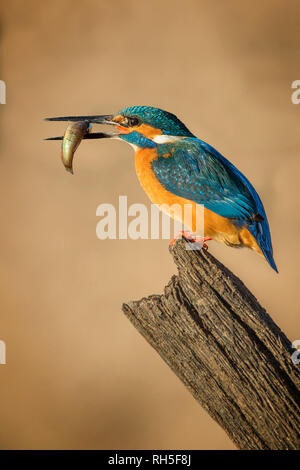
[153,138,277,271]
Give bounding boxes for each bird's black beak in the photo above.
[45,114,116,125]
[44,114,118,140]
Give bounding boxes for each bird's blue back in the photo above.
[152,137,277,272]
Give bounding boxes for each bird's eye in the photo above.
[127,117,140,127]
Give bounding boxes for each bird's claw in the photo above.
[170,231,212,250]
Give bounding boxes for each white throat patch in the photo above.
[152,135,185,144]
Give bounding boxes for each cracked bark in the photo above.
[122,239,300,450]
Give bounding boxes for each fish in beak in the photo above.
[44,114,119,173]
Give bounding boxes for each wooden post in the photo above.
[122,239,300,450]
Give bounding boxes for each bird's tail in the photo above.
[249,220,278,273]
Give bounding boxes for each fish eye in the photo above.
[127,116,140,127]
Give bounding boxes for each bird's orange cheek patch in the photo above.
[112,115,162,138]
[116,125,130,134]
[138,124,162,139]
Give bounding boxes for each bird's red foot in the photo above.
[170,231,212,249]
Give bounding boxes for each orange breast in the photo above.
[134,148,262,254]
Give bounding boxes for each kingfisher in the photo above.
[46,106,278,272]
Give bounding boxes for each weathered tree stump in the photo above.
[122,239,300,450]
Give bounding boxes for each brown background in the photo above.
[0,0,299,450]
